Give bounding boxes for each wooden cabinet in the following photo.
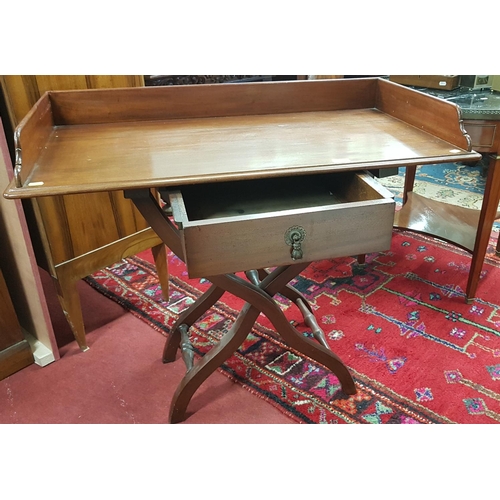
[0,76,169,352]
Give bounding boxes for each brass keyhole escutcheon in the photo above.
[284,226,306,260]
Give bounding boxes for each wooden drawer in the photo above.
[463,120,497,151]
[163,171,395,278]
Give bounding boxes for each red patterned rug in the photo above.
[85,230,500,424]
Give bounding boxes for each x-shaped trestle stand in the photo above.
[125,189,356,423]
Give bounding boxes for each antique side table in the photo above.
[393,85,500,302]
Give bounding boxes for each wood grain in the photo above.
[376,79,471,151]
[47,78,377,125]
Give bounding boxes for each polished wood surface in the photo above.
[376,79,470,149]
[5,78,478,200]
[470,155,500,286]
[8,109,475,198]
[396,156,500,302]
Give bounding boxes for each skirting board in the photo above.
[25,331,56,367]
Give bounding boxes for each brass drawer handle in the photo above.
[285,226,306,260]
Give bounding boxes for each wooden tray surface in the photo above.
[4,79,481,199]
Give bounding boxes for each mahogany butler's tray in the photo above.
[5,77,478,198]
[4,78,482,422]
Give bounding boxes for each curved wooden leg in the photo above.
[257,269,328,348]
[210,271,356,396]
[257,268,314,314]
[163,284,225,362]
[169,303,259,423]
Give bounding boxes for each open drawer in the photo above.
[161,171,395,278]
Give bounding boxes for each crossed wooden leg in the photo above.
[125,188,356,423]
[165,264,356,423]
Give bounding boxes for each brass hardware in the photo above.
[179,324,195,372]
[14,148,22,188]
[284,226,306,260]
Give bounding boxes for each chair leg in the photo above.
[53,273,88,351]
[151,243,169,301]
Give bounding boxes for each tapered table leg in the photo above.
[466,155,500,302]
[403,165,418,205]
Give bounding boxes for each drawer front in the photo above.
[168,172,395,278]
[463,120,498,151]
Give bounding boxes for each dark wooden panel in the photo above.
[47,78,378,125]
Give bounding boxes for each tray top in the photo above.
[5,107,479,199]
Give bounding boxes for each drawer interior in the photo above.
[169,171,388,221]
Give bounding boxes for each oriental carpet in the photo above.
[85,163,500,424]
